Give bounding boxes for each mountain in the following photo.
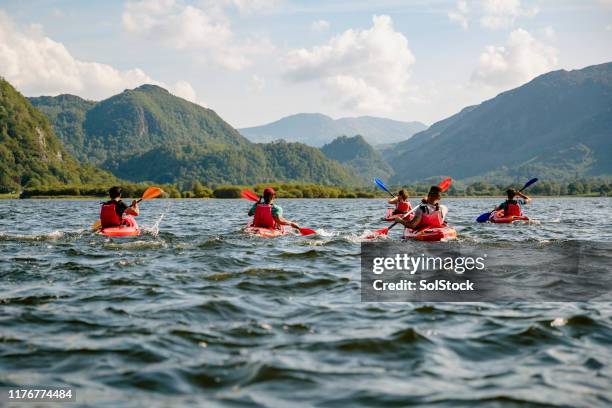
[32,84,249,171]
[31,86,360,186]
[0,79,115,192]
[321,135,394,182]
[239,113,427,147]
[387,62,612,183]
[29,94,95,162]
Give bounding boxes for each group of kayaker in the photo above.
[96,182,532,239]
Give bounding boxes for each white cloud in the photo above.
[122,0,274,70]
[471,28,558,88]
[0,10,200,104]
[480,0,538,29]
[283,15,415,113]
[311,19,330,32]
[229,0,280,14]
[448,0,469,30]
[448,0,538,30]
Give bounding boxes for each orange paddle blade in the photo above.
[299,228,316,236]
[365,227,389,240]
[438,177,452,192]
[141,187,163,200]
[241,190,260,202]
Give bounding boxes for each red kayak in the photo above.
[403,225,457,242]
[244,224,287,238]
[99,216,140,237]
[489,210,530,224]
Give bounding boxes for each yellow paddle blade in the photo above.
[91,220,102,231]
[141,187,163,200]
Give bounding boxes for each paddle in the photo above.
[92,186,163,230]
[368,178,453,239]
[476,178,539,223]
[374,178,395,198]
[240,189,316,236]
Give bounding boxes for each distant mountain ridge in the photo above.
[30,85,361,186]
[239,113,427,147]
[387,61,612,183]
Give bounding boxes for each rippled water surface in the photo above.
[1,198,611,407]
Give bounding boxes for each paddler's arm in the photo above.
[388,197,398,205]
[125,200,140,216]
[395,212,421,229]
[273,216,299,229]
[248,203,257,216]
[517,192,531,203]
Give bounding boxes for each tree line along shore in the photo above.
[6,179,612,199]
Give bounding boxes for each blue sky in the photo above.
[0,0,610,128]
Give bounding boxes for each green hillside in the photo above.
[0,79,116,193]
[388,62,612,183]
[321,135,394,182]
[113,141,360,186]
[31,85,360,186]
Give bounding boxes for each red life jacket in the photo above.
[396,201,411,213]
[253,204,276,228]
[417,205,444,229]
[100,202,122,228]
[504,201,522,217]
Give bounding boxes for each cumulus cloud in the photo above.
[448,0,538,30]
[311,19,330,32]
[471,28,558,88]
[283,15,415,113]
[0,10,200,103]
[122,0,274,70]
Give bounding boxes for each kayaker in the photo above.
[248,187,299,230]
[388,189,411,215]
[100,186,140,228]
[494,188,530,217]
[394,185,448,229]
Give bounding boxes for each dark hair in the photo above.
[109,186,122,199]
[398,189,408,200]
[507,188,517,200]
[423,185,442,211]
[263,190,275,204]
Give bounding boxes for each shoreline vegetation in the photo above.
[10,179,612,199]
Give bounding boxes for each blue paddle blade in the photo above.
[521,178,539,191]
[476,211,492,223]
[374,178,393,196]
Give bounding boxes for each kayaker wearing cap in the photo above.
[394,186,448,229]
[388,189,411,215]
[99,186,139,228]
[248,188,300,230]
[494,188,530,217]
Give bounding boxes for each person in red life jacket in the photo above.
[248,187,299,230]
[495,188,530,217]
[394,185,448,230]
[388,189,411,215]
[99,186,140,228]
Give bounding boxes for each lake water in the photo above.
[1,198,611,407]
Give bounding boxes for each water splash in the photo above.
[145,204,170,237]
